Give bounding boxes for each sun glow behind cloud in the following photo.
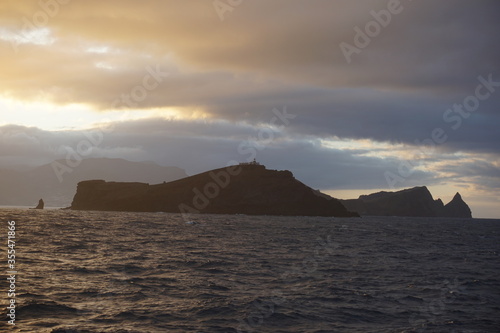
[0,97,185,131]
[0,27,56,48]
[319,137,431,162]
[0,1,498,217]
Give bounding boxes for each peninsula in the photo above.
[70,163,359,217]
[341,186,472,218]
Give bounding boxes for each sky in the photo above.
[0,0,499,218]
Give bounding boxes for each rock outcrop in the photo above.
[440,192,472,218]
[341,186,472,218]
[0,158,187,207]
[70,164,358,217]
[33,198,44,209]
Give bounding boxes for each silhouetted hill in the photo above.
[0,158,186,207]
[70,164,359,217]
[341,186,472,218]
[0,168,33,205]
[441,192,472,218]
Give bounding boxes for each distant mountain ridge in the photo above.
[341,186,472,218]
[70,164,359,217]
[0,158,186,207]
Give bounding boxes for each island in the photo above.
[31,198,44,210]
[70,163,359,217]
[341,186,472,218]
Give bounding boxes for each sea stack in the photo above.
[341,187,472,218]
[440,192,472,218]
[34,198,44,209]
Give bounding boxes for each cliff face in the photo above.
[0,158,186,207]
[70,180,150,211]
[341,186,472,218]
[441,193,472,218]
[71,164,358,217]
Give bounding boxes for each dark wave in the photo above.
[0,208,498,332]
[17,300,79,318]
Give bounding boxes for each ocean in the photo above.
[0,208,499,332]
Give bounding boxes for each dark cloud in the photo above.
[2,0,498,153]
[0,1,499,216]
[0,120,443,191]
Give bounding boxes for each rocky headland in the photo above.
[70,163,359,217]
[341,186,472,218]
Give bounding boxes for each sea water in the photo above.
[0,208,499,332]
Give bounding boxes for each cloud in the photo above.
[0,120,448,190]
[1,118,498,216]
[0,1,499,217]
[1,0,499,156]
[2,0,498,89]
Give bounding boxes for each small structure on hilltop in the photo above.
[239,159,263,167]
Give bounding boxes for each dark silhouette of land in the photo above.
[70,163,359,217]
[0,158,186,207]
[32,198,44,209]
[341,186,472,218]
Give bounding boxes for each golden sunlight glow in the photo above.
[320,138,410,158]
[0,27,55,47]
[0,97,185,131]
